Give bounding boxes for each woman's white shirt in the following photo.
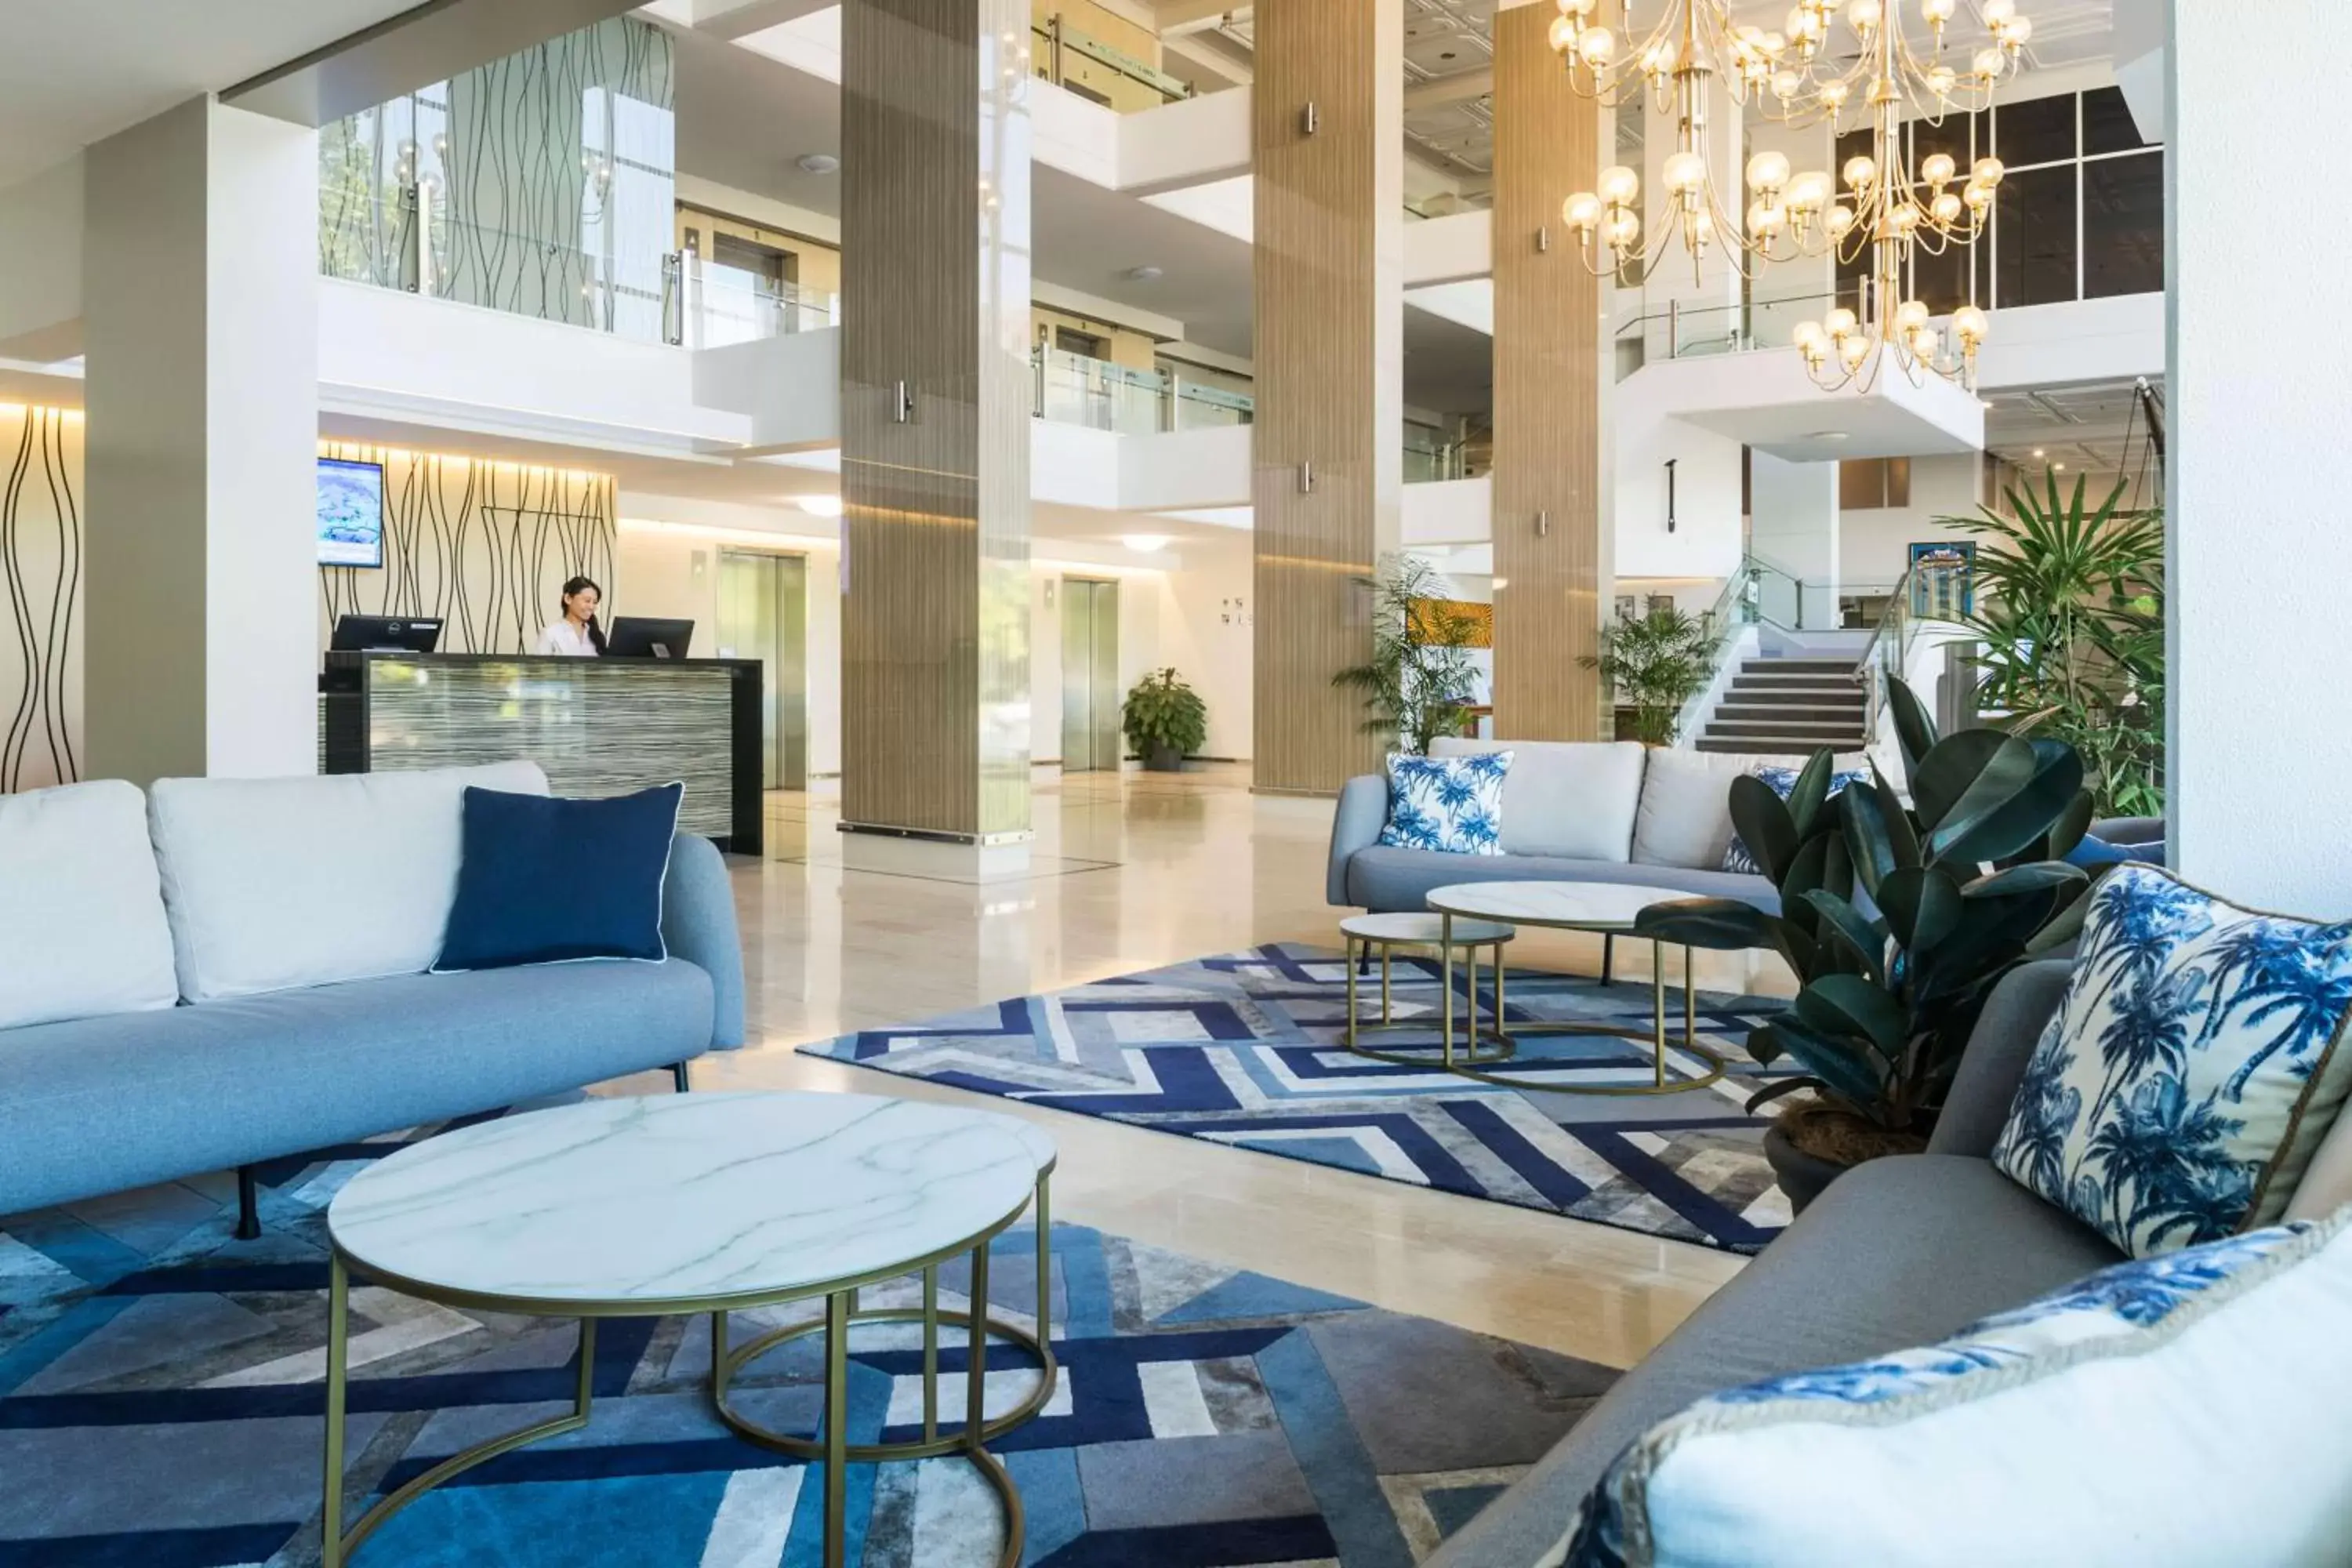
[535,619,599,657]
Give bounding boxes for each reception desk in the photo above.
[321,653,763,854]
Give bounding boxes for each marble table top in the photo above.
[328,1092,1043,1309]
[1425,880,1687,931]
[1340,911,1515,945]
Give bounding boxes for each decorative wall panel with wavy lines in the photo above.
[317,443,618,655]
[0,406,83,793]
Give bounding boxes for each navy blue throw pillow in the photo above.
[434,783,684,972]
[2063,833,2166,871]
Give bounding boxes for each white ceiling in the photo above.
[0,1,424,188]
[1982,375,2162,482]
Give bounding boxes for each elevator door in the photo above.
[1059,579,1120,771]
[715,550,808,789]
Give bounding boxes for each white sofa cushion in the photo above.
[1632,749,1869,872]
[1557,1213,2352,1567]
[0,779,180,1029]
[148,761,550,1003]
[1430,738,1646,862]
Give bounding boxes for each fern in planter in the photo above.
[1581,604,1719,746]
[1633,679,2094,1200]
[1122,668,1207,771]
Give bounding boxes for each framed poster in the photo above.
[1908,540,1976,619]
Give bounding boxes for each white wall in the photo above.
[2169,2,2352,912]
[0,156,82,360]
[1617,419,1744,582]
[1154,537,1254,758]
[1748,451,1839,630]
[1839,453,1984,589]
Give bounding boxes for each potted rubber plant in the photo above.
[1121,667,1207,771]
[1635,679,2096,1212]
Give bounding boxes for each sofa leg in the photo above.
[1601,934,1616,987]
[672,1061,691,1094]
[234,1165,262,1241]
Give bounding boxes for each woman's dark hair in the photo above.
[561,575,608,655]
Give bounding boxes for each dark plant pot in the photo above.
[1144,743,1185,772]
[1762,1123,1852,1216]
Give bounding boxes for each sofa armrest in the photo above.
[2089,815,2165,847]
[1927,960,2072,1158]
[663,834,746,1049]
[1327,775,1389,906]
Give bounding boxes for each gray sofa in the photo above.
[0,764,744,1239]
[1328,739,1870,917]
[1424,959,2347,1565]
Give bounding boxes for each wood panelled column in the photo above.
[1491,2,1604,740]
[839,0,1032,841]
[1250,0,1403,794]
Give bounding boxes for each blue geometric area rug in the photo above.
[800,943,1796,1254]
[0,1132,1618,1567]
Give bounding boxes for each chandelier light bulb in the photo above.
[1896,299,1931,334]
[1932,190,1964,223]
[1963,180,1994,209]
[1563,191,1604,230]
[1642,42,1675,76]
[1847,0,1882,32]
[1549,14,1575,49]
[1981,0,2016,24]
[1973,155,2005,186]
[1911,325,1940,361]
[1818,79,1852,112]
[1839,335,1871,371]
[1921,0,1955,24]
[1577,26,1617,66]
[1604,209,1642,248]
[1973,46,2006,78]
[1598,164,1642,205]
[1842,154,1877,190]
[1826,307,1859,339]
[1664,151,1709,194]
[1890,201,1922,234]
[1795,320,1828,354]
[1747,201,1790,238]
[1773,68,1803,97]
[1919,152,1956,187]
[1926,64,1957,97]
[2000,15,2032,45]
[1952,305,1989,344]
[1826,203,1857,237]
[1747,151,1792,193]
[1788,170,1831,212]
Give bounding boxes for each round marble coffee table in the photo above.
[1338,910,1516,1066]
[1424,880,1730,1096]
[322,1092,1040,1568]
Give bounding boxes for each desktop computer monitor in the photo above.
[605,617,694,659]
[331,615,444,653]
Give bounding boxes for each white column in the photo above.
[82,98,320,786]
[1748,452,1839,630]
[2168,4,2352,909]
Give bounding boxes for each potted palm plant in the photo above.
[1121,668,1207,771]
[1635,679,2096,1211]
[1332,554,1484,753]
[1581,604,1720,745]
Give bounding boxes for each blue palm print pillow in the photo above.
[1721,763,1870,875]
[1991,863,2352,1258]
[1560,1213,2347,1568]
[1376,751,1512,856]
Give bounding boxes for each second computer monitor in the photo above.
[605,617,695,659]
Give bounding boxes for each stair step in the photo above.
[1696,738,1841,756]
[1706,722,1870,741]
[1742,659,1857,673]
[1714,704,1869,724]
[1729,681,1862,699]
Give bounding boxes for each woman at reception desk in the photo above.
[321,611,762,854]
[534,577,608,658]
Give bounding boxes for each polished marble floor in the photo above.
[668,765,1796,1371]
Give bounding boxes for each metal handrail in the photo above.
[1854,565,1916,742]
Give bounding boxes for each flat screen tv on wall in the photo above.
[317,457,386,569]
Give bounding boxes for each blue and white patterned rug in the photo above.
[0,1120,1618,1566]
[800,943,1796,1254]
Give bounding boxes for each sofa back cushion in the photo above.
[148,761,550,1002]
[1428,737,1645,862]
[0,780,180,1029]
[1632,749,1869,871]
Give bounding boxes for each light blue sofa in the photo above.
[0,767,744,1239]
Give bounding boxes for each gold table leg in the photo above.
[823,1290,850,1568]
[1345,937,1359,1048]
[1441,914,1456,1069]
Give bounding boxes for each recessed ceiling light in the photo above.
[1806,431,1849,442]
[798,495,845,517]
[2052,462,2067,470]
[1122,533,1171,554]
[2032,448,2045,458]
[797,153,840,175]
[1124,265,1164,281]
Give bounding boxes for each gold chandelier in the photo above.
[1551,0,2034,390]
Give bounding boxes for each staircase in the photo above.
[1697,655,1869,755]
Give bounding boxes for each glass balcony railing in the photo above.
[1033,349,1255,433]
[1033,15,1192,111]
[677,262,837,349]
[1613,288,1847,375]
